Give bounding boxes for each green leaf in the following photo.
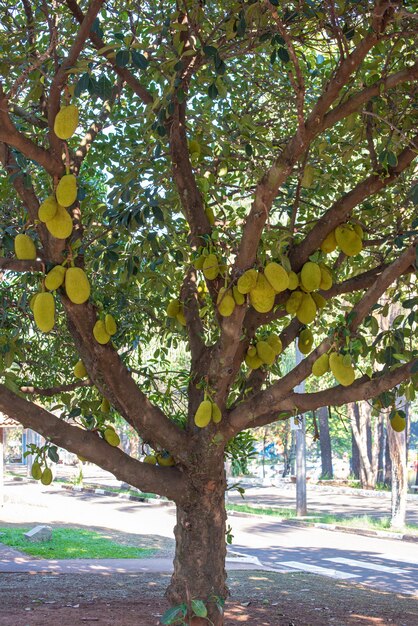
[160,604,187,625]
[208,83,218,99]
[116,49,130,68]
[48,446,60,463]
[277,47,290,63]
[191,599,208,618]
[74,73,91,97]
[411,361,418,374]
[131,50,149,69]
[203,45,218,58]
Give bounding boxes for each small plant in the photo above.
[161,596,224,625]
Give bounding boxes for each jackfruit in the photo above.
[205,206,215,225]
[217,288,236,317]
[29,293,38,311]
[286,290,303,315]
[335,225,362,256]
[301,164,315,188]
[264,262,289,293]
[249,273,275,313]
[329,352,355,386]
[256,340,276,366]
[38,196,58,222]
[176,308,187,326]
[300,262,321,292]
[65,267,90,304]
[45,265,66,291]
[93,320,111,344]
[287,271,299,290]
[320,230,337,254]
[212,402,222,424]
[312,292,326,309]
[101,397,111,413]
[319,264,333,291]
[143,454,157,464]
[167,299,181,318]
[312,353,330,377]
[390,412,406,433]
[203,253,219,280]
[267,334,283,355]
[156,452,175,466]
[105,314,117,336]
[45,203,73,239]
[56,174,77,207]
[188,139,201,157]
[245,353,263,369]
[237,269,258,294]
[40,467,53,486]
[298,328,314,354]
[296,293,317,325]
[104,427,120,447]
[14,234,36,260]
[194,400,212,428]
[33,292,55,333]
[247,346,257,357]
[73,360,87,378]
[54,104,79,140]
[353,224,364,239]
[31,462,42,480]
[194,255,205,270]
[232,286,245,305]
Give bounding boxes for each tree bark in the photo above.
[349,402,378,488]
[386,416,407,529]
[384,432,392,487]
[166,467,228,625]
[351,421,360,480]
[377,418,385,485]
[318,406,333,479]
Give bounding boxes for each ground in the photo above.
[1,570,417,626]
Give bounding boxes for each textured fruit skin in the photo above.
[256,340,276,366]
[54,104,79,140]
[40,467,53,485]
[14,234,36,260]
[390,413,406,432]
[56,174,77,207]
[176,309,187,326]
[300,262,321,292]
[73,360,87,378]
[312,353,330,377]
[320,230,337,253]
[45,265,66,291]
[143,454,158,464]
[249,273,275,313]
[202,253,219,280]
[286,290,303,314]
[166,299,181,318]
[93,320,111,344]
[101,397,111,413]
[312,292,326,309]
[264,262,289,293]
[212,403,222,424]
[65,267,91,304]
[335,225,362,256]
[156,452,175,467]
[31,462,42,480]
[45,204,73,239]
[245,353,263,369]
[38,196,58,222]
[319,264,333,291]
[217,288,235,317]
[205,206,215,225]
[287,271,299,290]
[237,269,258,294]
[267,334,282,355]
[298,328,314,354]
[105,314,117,336]
[296,293,317,325]
[193,255,205,270]
[33,292,55,333]
[194,400,212,428]
[232,286,245,305]
[329,352,355,386]
[104,428,120,447]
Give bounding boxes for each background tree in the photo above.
[0,1,418,624]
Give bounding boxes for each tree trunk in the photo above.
[351,423,360,480]
[166,468,228,625]
[384,432,392,487]
[318,406,333,478]
[377,418,385,485]
[386,417,407,529]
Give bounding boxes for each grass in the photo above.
[227,503,418,535]
[0,527,156,560]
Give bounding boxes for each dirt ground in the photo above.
[1,571,417,626]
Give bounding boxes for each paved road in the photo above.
[1,479,418,597]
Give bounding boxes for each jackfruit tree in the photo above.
[0,1,417,623]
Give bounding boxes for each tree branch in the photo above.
[0,258,43,273]
[20,380,92,396]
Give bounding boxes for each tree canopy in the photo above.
[0,1,417,623]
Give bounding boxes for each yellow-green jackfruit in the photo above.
[329,352,355,386]
[65,267,90,304]
[203,253,219,280]
[264,262,289,293]
[93,320,111,344]
[33,292,55,333]
[14,234,36,260]
[54,104,79,140]
[38,196,58,222]
[300,262,321,292]
[249,274,275,313]
[45,265,66,291]
[45,204,73,239]
[194,400,212,428]
[56,174,77,207]
[237,269,258,294]
[217,288,236,317]
[296,293,317,325]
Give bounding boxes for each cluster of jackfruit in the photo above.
[245,334,283,370]
[194,252,223,280]
[217,285,245,317]
[38,175,77,240]
[143,450,175,466]
[312,351,355,386]
[194,399,222,428]
[31,460,53,485]
[14,234,37,260]
[237,262,290,314]
[285,261,331,325]
[321,223,364,256]
[93,313,117,345]
[166,299,186,326]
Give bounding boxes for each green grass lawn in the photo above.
[0,527,156,559]
[227,503,418,535]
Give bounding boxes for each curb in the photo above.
[227,509,418,543]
